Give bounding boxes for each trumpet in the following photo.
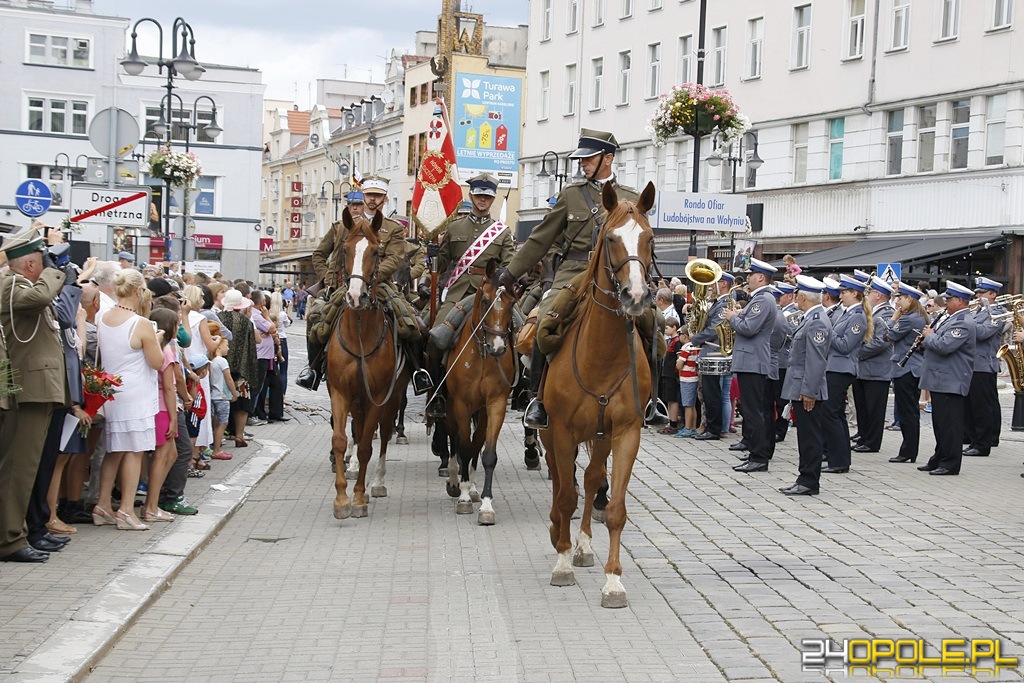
[996,293,1024,305]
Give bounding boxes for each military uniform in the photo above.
[0,229,68,561]
[887,285,927,463]
[964,277,1006,456]
[766,293,788,459]
[311,215,407,288]
[853,289,894,452]
[690,282,734,440]
[433,213,514,324]
[821,278,869,472]
[919,283,976,474]
[774,299,800,441]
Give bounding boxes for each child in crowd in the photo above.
[674,330,700,437]
[208,336,238,459]
[144,308,180,523]
[658,321,683,435]
[783,254,801,283]
[186,355,211,471]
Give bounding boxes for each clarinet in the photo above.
[897,311,946,368]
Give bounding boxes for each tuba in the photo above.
[997,301,1024,392]
[685,258,723,336]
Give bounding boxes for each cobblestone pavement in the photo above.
[9,322,1024,682]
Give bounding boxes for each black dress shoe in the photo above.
[780,484,819,496]
[733,461,768,473]
[917,464,936,471]
[728,442,749,452]
[1,547,49,563]
[962,447,989,457]
[693,432,720,441]
[735,452,750,461]
[29,537,64,553]
[852,445,876,453]
[774,434,786,443]
[888,455,916,463]
[821,466,849,474]
[41,532,70,545]
[929,467,959,476]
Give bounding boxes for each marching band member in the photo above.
[822,277,842,319]
[917,281,976,475]
[764,285,788,462]
[887,282,928,463]
[852,277,895,453]
[725,259,777,473]
[962,276,1005,457]
[778,276,832,496]
[691,272,736,441]
[773,281,798,442]
[820,275,870,474]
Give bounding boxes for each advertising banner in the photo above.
[453,72,522,188]
[192,233,223,250]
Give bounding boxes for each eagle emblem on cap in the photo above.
[951,327,964,338]
[852,324,863,334]
[813,331,826,345]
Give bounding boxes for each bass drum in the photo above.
[698,354,732,376]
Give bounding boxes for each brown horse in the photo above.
[540,181,657,608]
[441,259,518,525]
[327,208,409,519]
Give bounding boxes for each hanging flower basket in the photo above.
[146,145,202,188]
[646,84,751,148]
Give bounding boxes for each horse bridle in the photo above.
[337,237,382,307]
[591,203,653,317]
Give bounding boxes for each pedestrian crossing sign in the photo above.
[877,262,901,284]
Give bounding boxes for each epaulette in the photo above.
[614,182,638,195]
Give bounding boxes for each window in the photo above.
[711,27,727,86]
[847,0,867,58]
[567,0,580,33]
[829,117,845,180]
[917,104,937,172]
[891,0,911,49]
[646,43,661,99]
[409,86,417,107]
[194,176,216,215]
[938,0,960,39]
[793,123,809,183]
[542,0,553,40]
[678,35,693,83]
[593,0,606,26]
[746,18,763,79]
[564,63,577,115]
[590,58,604,110]
[986,94,1007,165]
[992,0,1013,28]
[886,109,905,175]
[27,97,88,134]
[407,134,416,175]
[538,70,550,119]
[144,107,218,144]
[27,33,91,68]
[792,5,812,69]
[621,0,633,18]
[950,99,970,169]
[650,0,663,9]
[617,50,631,105]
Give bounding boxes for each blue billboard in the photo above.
[453,72,522,189]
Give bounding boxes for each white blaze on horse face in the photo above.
[347,237,370,307]
[613,219,646,304]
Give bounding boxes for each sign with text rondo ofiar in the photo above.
[15,179,53,217]
[69,184,151,227]
[877,263,902,284]
[649,191,748,235]
[453,72,522,188]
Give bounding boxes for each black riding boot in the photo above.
[523,343,549,429]
[296,337,325,391]
[644,337,670,427]
[406,338,433,396]
[425,353,446,418]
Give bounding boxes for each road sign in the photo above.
[85,158,141,184]
[649,191,749,233]
[88,107,140,159]
[69,184,151,226]
[15,180,53,217]
[877,262,901,284]
[260,238,274,253]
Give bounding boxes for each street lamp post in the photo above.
[319,180,343,221]
[121,16,204,263]
[537,150,578,201]
[688,0,709,259]
[707,130,763,266]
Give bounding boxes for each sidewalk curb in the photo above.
[10,440,291,683]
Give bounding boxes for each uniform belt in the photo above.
[468,266,488,276]
[564,249,592,262]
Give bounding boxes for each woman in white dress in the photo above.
[94,270,164,531]
[182,285,221,452]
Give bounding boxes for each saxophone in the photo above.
[714,285,743,356]
[997,301,1024,392]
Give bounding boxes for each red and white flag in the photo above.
[412,98,463,235]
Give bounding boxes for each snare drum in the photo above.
[698,354,732,375]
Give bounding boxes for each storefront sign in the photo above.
[192,233,223,250]
[453,72,522,188]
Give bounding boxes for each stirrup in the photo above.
[644,399,670,427]
[523,398,549,430]
[426,394,446,419]
[296,366,321,391]
[412,369,433,396]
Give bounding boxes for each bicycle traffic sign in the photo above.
[15,180,53,218]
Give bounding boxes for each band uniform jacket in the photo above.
[311,215,406,288]
[689,295,730,360]
[768,305,788,381]
[437,214,514,316]
[919,308,976,396]
[728,287,776,375]
[0,268,69,408]
[781,305,832,402]
[826,305,868,375]
[505,179,638,297]
[887,310,926,379]
[972,304,1005,373]
[779,302,799,370]
[857,302,895,381]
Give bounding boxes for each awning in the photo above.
[773,232,1008,270]
[259,252,312,268]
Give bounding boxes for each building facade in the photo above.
[520,0,1024,286]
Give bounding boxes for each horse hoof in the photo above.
[469,490,482,503]
[572,549,595,567]
[592,508,606,524]
[333,505,351,520]
[445,481,460,498]
[438,467,448,478]
[550,570,576,587]
[525,459,541,471]
[477,510,495,526]
[455,500,474,515]
[601,590,628,609]
[396,436,409,445]
[352,505,368,518]
[371,485,387,498]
